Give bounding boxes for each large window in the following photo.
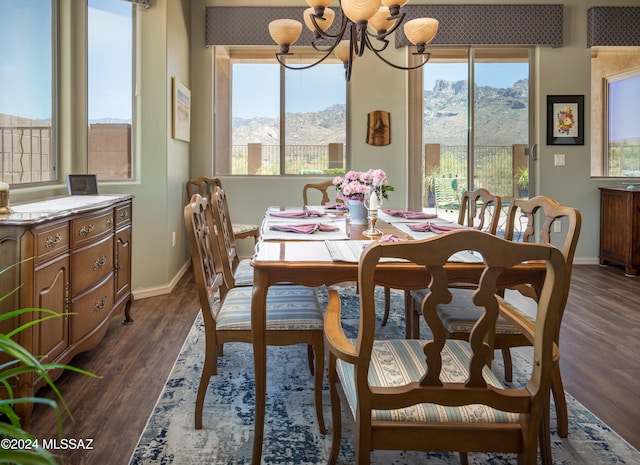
[87,0,133,180]
[0,0,55,186]
[216,49,346,176]
[422,48,532,211]
[605,69,640,177]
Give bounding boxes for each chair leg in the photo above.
[502,347,513,383]
[328,358,342,465]
[552,364,569,438]
[381,286,391,326]
[458,452,469,465]
[312,335,326,434]
[195,352,217,429]
[539,400,553,465]
[307,344,315,375]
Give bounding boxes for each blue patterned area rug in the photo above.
[129,287,640,465]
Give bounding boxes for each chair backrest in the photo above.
[302,179,337,206]
[186,176,222,203]
[210,186,240,290]
[504,195,581,336]
[352,230,565,441]
[457,188,501,234]
[184,193,225,330]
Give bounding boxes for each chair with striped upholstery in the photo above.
[210,185,255,288]
[411,196,580,440]
[185,194,326,434]
[325,230,566,465]
[186,176,259,244]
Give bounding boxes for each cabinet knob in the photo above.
[93,296,108,312]
[79,224,95,237]
[45,233,62,248]
[93,255,108,270]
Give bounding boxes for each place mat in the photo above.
[326,237,482,264]
[325,240,407,263]
[262,220,348,241]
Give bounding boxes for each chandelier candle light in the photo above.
[268,0,439,81]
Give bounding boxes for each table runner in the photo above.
[325,240,481,264]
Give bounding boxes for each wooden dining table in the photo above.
[248,207,546,464]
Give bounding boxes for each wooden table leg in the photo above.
[251,270,268,465]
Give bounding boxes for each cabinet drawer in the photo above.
[35,222,70,264]
[115,202,132,228]
[71,235,114,295]
[71,208,114,246]
[70,274,114,344]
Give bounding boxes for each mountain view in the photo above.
[231,79,529,146]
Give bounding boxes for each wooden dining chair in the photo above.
[186,176,259,244]
[209,186,254,288]
[411,195,581,440]
[184,194,326,434]
[325,230,566,465]
[383,188,502,334]
[302,179,340,206]
[457,187,502,233]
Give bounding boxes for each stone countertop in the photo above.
[0,194,134,226]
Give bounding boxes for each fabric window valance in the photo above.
[587,7,640,47]
[205,4,563,48]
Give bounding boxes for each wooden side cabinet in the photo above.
[0,194,133,424]
[599,187,640,276]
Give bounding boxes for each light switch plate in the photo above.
[554,154,566,166]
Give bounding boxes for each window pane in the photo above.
[607,71,640,177]
[284,65,346,175]
[0,0,55,185]
[423,59,469,213]
[231,63,280,175]
[88,0,132,180]
[473,52,529,199]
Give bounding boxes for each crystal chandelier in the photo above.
[268,0,438,81]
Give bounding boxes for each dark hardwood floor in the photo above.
[28,264,640,464]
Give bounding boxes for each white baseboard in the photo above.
[573,257,600,265]
[132,260,190,300]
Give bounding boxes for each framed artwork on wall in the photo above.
[547,95,584,145]
[172,77,191,142]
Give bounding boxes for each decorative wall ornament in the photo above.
[366,110,391,146]
[547,95,584,146]
[172,77,191,142]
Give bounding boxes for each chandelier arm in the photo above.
[309,11,349,41]
[363,33,389,54]
[367,11,406,42]
[368,47,432,71]
[275,51,334,71]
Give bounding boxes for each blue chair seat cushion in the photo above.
[410,288,525,335]
[233,258,254,286]
[336,339,519,424]
[232,223,259,236]
[217,285,323,331]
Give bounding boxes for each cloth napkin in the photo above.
[269,210,324,218]
[269,223,339,234]
[382,209,438,219]
[407,222,470,234]
[324,203,348,211]
[379,234,406,242]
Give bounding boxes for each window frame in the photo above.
[214,47,348,177]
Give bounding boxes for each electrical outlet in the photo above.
[553,221,562,233]
[554,154,565,166]
[172,231,176,247]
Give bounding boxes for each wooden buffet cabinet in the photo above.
[599,187,640,276]
[0,194,133,423]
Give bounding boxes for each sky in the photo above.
[232,60,528,119]
[608,73,640,142]
[0,0,131,122]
